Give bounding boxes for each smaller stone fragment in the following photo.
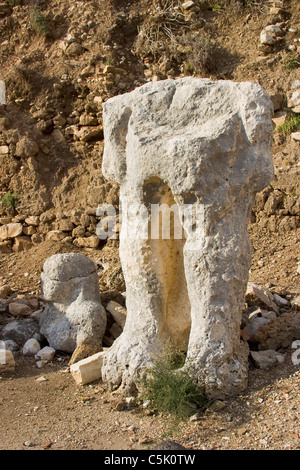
[70,351,106,385]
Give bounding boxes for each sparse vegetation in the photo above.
[140,344,207,423]
[284,54,300,70]
[1,190,18,209]
[30,8,50,36]
[133,2,217,75]
[277,113,300,136]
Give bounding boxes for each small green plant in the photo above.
[284,54,300,70]
[140,344,207,423]
[212,4,225,12]
[277,113,300,136]
[30,8,50,36]
[1,190,18,209]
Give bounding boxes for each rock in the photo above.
[39,253,107,353]
[35,346,55,362]
[45,230,66,241]
[0,80,6,104]
[0,348,15,371]
[80,65,95,78]
[251,311,300,350]
[23,338,41,356]
[70,350,106,385]
[273,111,287,127]
[51,129,65,144]
[250,350,285,369]
[151,440,187,450]
[103,65,125,74]
[106,301,127,328]
[0,145,9,154]
[58,219,74,232]
[68,337,103,365]
[73,235,100,248]
[2,318,41,345]
[181,1,196,10]
[23,226,36,236]
[109,322,123,339]
[289,89,300,108]
[208,399,227,411]
[291,80,300,90]
[24,216,39,226]
[12,236,33,252]
[260,25,282,46]
[66,42,84,56]
[243,316,270,339]
[273,293,290,308]
[72,226,86,238]
[101,77,274,398]
[53,115,66,127]
[15,137,39,158]
[0,223,23,241]
[74,126,103,142]
[31,233,45,245]
[4,339,19,352]
[8,302,32,317]
[291,132,300,142]
[260,30,277,46]
[0,284,12,298]
[79,114,98,126]
[246,282,279,314]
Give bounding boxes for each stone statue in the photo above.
[101,77,274,398]
[40,253,106,353]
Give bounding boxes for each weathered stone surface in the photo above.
[15,137,39,158]
[2,318,41,345]
[251,311,300,350]
[0,80,6,104]
[291,131,300,142]
[23,338,41,356]
[45,230,66,242]
[69,337,103,365]
[0,284,12,298]
[25,216,39,226]
[70,351,106,385]
[0,223,23,240]
[39,253,106,353]
[101,77,274,398]
[0,145,9,154]
[250,350,285,369]
[73,235,100,248]
[106,301,127,328]
[8,302,32,317]
[0,347,15,371]
[35,346,56,362]
[246,282,279,314]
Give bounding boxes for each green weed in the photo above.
[277,113,300,136]
[140,344,207,424]
[1,190,18,209]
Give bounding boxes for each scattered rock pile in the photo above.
[0,253,128,374]
[0,209,122,253]
[241,281,300,369]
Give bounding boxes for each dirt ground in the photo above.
[0,229,299,452]
[0,345,300,451]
